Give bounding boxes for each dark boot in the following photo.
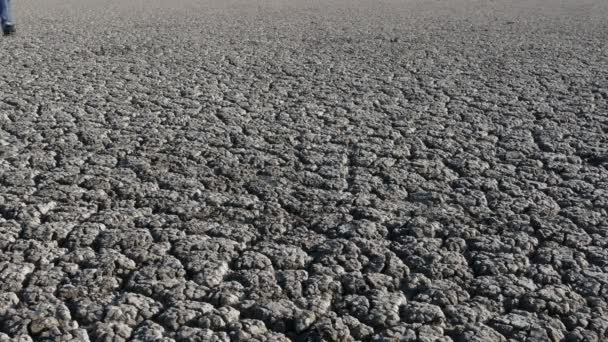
[2,24,15,36]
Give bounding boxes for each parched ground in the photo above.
[1,0,607,341]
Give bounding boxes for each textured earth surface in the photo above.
[1,0,608,341]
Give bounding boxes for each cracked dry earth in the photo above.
[1,0,608,341]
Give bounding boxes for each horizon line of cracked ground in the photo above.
[1,0,608,341]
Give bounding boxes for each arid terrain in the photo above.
[1,0,607,341]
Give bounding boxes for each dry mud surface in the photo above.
[1,0,608,341]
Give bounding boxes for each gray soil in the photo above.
[1,0,607,341]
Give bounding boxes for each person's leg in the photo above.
[1,0,15,35]
[4,0,12,24]
[0,0,6,26]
